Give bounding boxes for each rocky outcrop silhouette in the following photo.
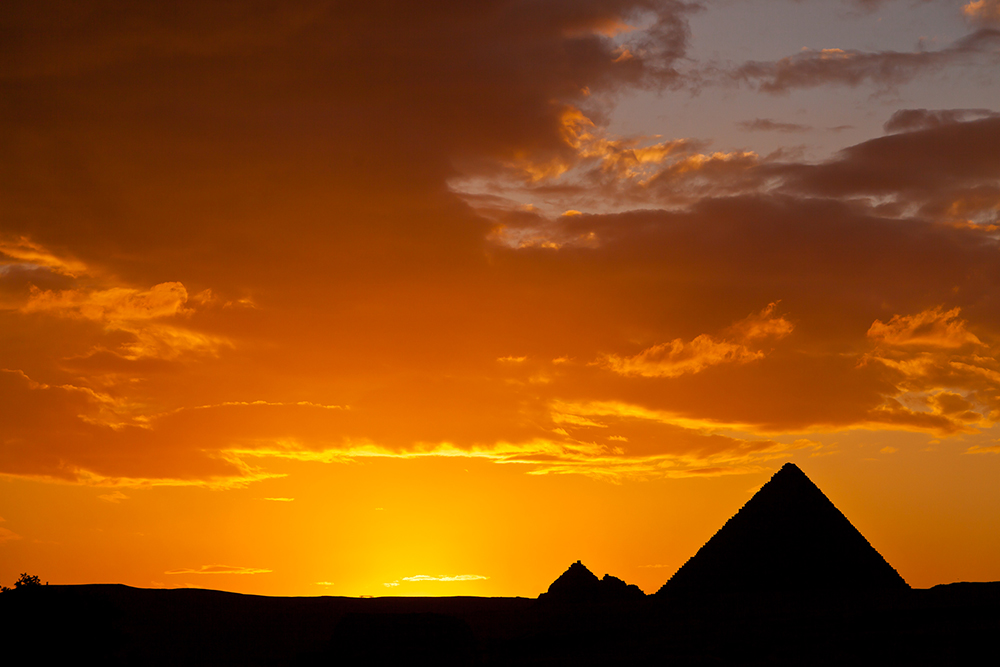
[657,462,909,598]
[539,561,645,603]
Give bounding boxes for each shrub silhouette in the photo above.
[1,573,45,593]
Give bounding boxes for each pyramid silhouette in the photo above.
[540,561,645,602]
[657,463,908,596]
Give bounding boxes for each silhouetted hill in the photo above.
[658,463,908,598]
[3,581,1000,665]
[539,560,645,604]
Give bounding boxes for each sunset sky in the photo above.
[3,0,1000,597]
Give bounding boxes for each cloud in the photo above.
[782,115,1000,222]
[262,497,294,502]
[401,574,490,582]
[964,0,1000,26]
[0,527,21,543]
[737,119,811,133]
[98,490,129,503]
[498,355,528,363]
[732,29,1000,94]
[466,108,1000,222]
[20,281,228,361]
[0,368,285,486]
[383,574,490,586]
[966,442,1000,453]
[861,307,999,433]
[598,335,763,378]
[597,303,792,378]
[868,307,983,349]
[0,517,21,543]
[883,108,998,134]
[728,302,795,341]
[165,565,272,575]
[22,282,191,321]
[0,237,87,277]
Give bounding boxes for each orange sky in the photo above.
[3,0,1000,597]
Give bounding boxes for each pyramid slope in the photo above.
[657,463,908,596]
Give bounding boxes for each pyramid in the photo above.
[540,561,645,602]
[657,463,908,596]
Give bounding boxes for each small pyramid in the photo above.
[540,561,602,602]
[540,561,646,602]
[657,463,908,596]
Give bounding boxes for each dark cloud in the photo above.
[781,115,1000,221]
[847,0,934,9]
[883,108,998,133]
[737,118,811,132]
[1,0,695,290]
[732,28,1000,94]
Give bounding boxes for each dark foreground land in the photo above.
[3,582,1000,666]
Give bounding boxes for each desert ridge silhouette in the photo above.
[657,462,909,598]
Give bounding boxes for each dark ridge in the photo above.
[657,463,908,597]
[7,580,1000,665]
[539,561,645,603]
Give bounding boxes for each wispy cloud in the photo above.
[384,574,489,587]
[731,29,1000,94]
[597,303,792,378]
[737,118,811,133]
[0,517,21,544]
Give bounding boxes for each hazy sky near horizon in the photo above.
[2,0,1000,597]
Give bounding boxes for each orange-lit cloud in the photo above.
[21,281,228,361]
[596,303,792,379]
[860,307,999,433]
[966,442,1000,454]
[964,0,1000,26]
[0,517,21,544]
[868,307,983,349]
[599,336,764,378]
[0,237,87,277]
